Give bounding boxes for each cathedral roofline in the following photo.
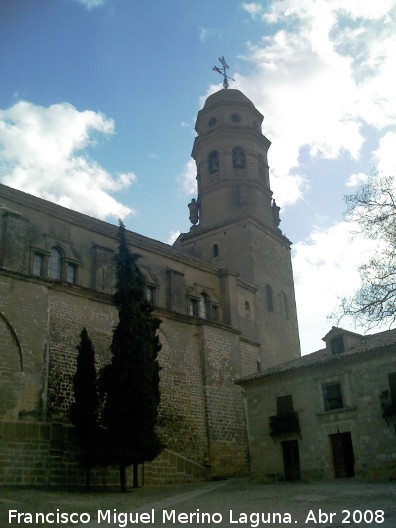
[0,183,220,274]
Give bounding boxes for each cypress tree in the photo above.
[99,220,162,491]
[70,327,99,490]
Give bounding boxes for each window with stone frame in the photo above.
[266,284,274,312]
[280,291,288,320]
[245,301,251,318]
[189,297,199,317]
[32,252,44,277]
[199,292,210,319]
[232,146,246,169]
[208,150,219,173]
[146,285,156,306]
[322,381,343,411]
[48,247,63,280]
[66,263,77,284]
[210,304,219,322]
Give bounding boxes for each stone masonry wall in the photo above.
[0,275,48,421]
[200,325,249,477]
[0,274,215,485]
[0,420,205,487]
[240,340,260,377]
[156,322,208,465]
[244,349,396,482]
[47,289,116,421]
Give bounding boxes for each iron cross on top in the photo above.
[213,56,235,89]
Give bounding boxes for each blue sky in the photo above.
[1,0,396,354]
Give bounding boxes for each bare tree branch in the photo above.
[334,172,396,330]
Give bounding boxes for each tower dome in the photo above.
[203,88,255,109]
[191,87,272,230]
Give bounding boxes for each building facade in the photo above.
[0,88,301,486]
[237,327,396,482]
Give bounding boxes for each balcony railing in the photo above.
[380,391,396,422]
[269,411,300,437]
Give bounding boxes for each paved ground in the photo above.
[1,479,396,528]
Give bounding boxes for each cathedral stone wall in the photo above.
[0,186,253,485]
[0,274,48,421]
[46,289,116,421]
[0,87,303,486]
[199,324,249,476]
[156,321,208,464]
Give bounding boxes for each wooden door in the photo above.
[330,432,355,477]
[282,439,301,481]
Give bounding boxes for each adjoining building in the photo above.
[0,87,301,486]
[236,326,396,482]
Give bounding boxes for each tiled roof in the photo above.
[236,327,396,384]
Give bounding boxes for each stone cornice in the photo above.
[180,215,292,248]
[0,266,114,304]
[0,184,218,274]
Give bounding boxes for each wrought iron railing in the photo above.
[269,411,300,437]
[380,391,396,420]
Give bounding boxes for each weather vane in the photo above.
[213,56,235,89]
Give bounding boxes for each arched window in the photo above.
[208,150,219,173]
[213,244,219,257]
[266,284,274,312]
[199,292,210,319]
[48,247,62,280]
[232,147,246,169]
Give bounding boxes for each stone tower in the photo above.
[176,88,300,368]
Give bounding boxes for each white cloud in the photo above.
[236,1,396,351]
[292,220,379,354]
[76,0,105,10]
[346,172,369,188]
[178,158,197,196]
[199,27,220,43]
[238,0,396,206]
[168,230,181,245]
[0,101,136,220]
[241,2,263,19]
[373,131,396,175]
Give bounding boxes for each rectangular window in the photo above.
[266,284,274,312]
[48,248,62,280]
[210,304,218,322]
[189,298,198,316]
[323,382,343,411]
[146,286,156,305]
[32,253,43,276]
[66,263,77,284]
[277,395,294,415]
[331,336,345,354]
[389,372,396,401]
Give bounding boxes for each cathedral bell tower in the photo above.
[175,86,300,368]
[190,89,278,232]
